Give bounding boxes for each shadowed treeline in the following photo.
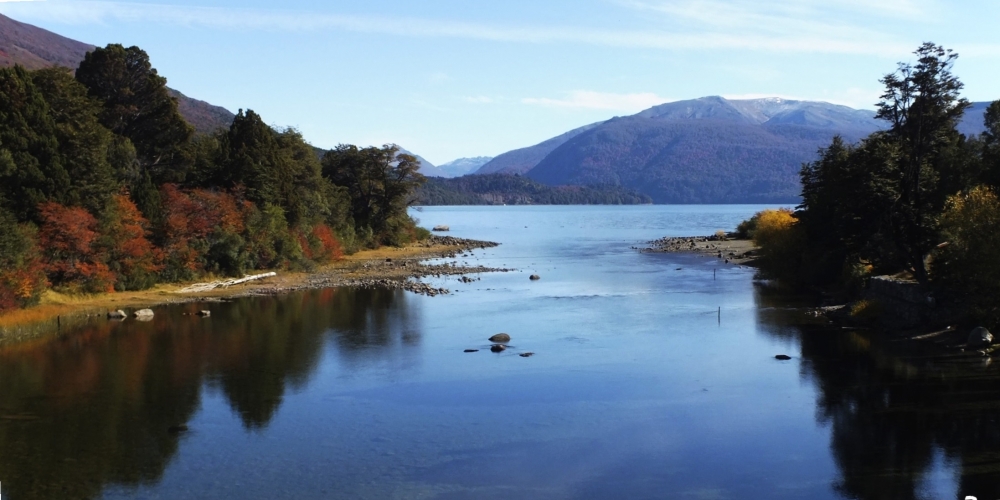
[0,286,419,500]
[754,286,1000,500]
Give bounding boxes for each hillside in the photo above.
[0,13,235,134]
[413,174,652,205]
[524,96,991,203]
[474,122,602,175]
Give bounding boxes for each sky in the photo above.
[0,0,999,165]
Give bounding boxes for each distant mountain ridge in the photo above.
[0,13,235,134]
[437,156,493,177]
[481,96,991,203]
[474,122,602,175]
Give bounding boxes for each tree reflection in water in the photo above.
[755,285,1000,500]
[0,286,418,500]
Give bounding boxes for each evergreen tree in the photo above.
[0,65,71,222]
[875,42,971,283]
[75,44,193,175]
[321,144,425,245]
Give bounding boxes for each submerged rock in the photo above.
[529,275,541,280]
[775,354,792,361]
[969,327,993,348]
[490,344,507,353]
[464,349,479,353]
[519,352,534,358]
[489,333,511,343]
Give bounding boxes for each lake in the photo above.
[1,205,998,499]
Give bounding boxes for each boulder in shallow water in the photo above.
[107,310,127,320]
[489,333,511,343]
[775,354,792,361]
[529,275,541,280]
[519,352,534,358]
[969,327,993,348]
[432,225,450,232]
[133,309,154,319]
[490,344,507,353]
[197,310,211,317]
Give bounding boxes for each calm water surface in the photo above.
[1,205,999,499]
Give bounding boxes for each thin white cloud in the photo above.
[0,0,988,57]
[463,96,495,104]
[522,90,671,112]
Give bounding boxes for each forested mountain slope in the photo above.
[524,96,990,203]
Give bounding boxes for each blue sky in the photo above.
[1,0,998,164]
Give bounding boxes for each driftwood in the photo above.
[175,272,277,293]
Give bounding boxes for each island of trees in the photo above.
[0,44,426,313]
[744,43,1000,329]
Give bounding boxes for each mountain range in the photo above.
[3,13,993,203]
[436,156,493,177]
[476,96,992,203]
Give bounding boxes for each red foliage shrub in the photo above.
[311,224,343,262]
[37,201,114,292]
[101,194,164,290]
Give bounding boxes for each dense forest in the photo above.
[413,173,652,205]
[745,43,1000,328]
[0,44,426,313]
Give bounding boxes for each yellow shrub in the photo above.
[750,208,804,282]
[936,186,1000,326]
[752,208,796,248]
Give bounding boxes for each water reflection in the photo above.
[0,287,417,500]
[754,285,1000,500]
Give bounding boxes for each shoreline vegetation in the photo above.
[0,43,443,327]
[706,43,1000,356]
[0,236,504,345]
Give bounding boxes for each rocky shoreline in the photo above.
[188,236,510,298]
[640,233,759,265]
[0,235,508,344]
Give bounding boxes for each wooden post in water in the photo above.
[717,307,720,325]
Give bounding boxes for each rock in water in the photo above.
[107,310,127,320]
[432,225,450,232]
[519,352,534,358]
[489,333,511,343]
[197,310,211,317]
[133,309,154,319]
[775,354,792,361]
[490,344,507,353]
[969,327,993,348]
[464,349,479,353]
[529,275,541,280]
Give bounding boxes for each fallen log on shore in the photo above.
[175,272,277,293]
